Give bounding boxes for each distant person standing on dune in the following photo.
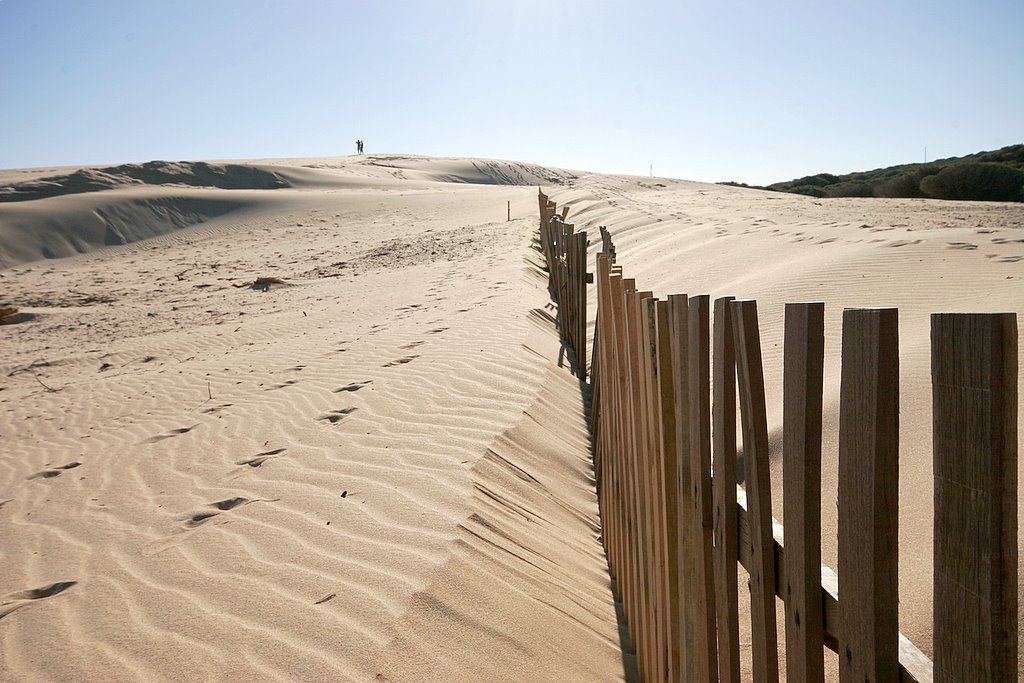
[356,139,363,154]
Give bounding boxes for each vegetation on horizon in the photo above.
[721,144,1024,202]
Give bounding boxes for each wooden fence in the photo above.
[535,189,1018,683]
[538,191,588,376]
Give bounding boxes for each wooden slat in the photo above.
[594,255,612,546]
[620,280,641,662]
[731,299,780,683]
[782,302,826,683]
[712,295,741,683]
[687,294,719,681]
[669,293,699,681]
[577,232,588,377]
[837,308,899,683]
[931,313,1018,683]
[625,286,651,679]
[656,299,681,682]
[609,272,632,639]
[633,290,656,682]
[640,295,666,682]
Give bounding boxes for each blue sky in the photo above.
[2,0,1022,184]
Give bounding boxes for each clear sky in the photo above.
[2,0,1022,185]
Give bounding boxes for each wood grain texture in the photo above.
[607,268,624,564]
[712,295,741,683]
[594,255,612,558]
[731,299,780,683]
[669,293,699,681]
[931,313,1018,683]
[622,282,645,671]
[656,299,681,682]
[837,308,899,683]
[576,232,588,377]
[640,296,667,682]
[687,294,719,682]
[782,302,826,683]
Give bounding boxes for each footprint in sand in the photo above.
[947,242,978,250]
[399,340,425,350]
[426,327,448,334]
[334,380,372,393]
[27,462,82,480]
[318,407,357,424]
[0,581,77,621]
[236,447,286,468]
[145,425,199,443]
[383,355,418,368]
[182,496,252,528]
[201,403,233,414]
[264,379,299,391]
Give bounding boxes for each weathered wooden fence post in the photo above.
[837,308,899,683]
[640,296,666,681]
[782,302,826,683]
[931,313,1018,683]
[576,232,588,376]
[655,299,682,681]
[732,300,780,683]
[713,295,741,683]
[669,293,700,680]
[687,294,720,681]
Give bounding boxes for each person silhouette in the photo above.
[356,139,364,154]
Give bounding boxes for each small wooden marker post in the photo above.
[931,313,1018,683]
[507,200,510,222]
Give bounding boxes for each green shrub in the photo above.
[826,182,873,197]
[874,167,941,198]
[920,163,1024,201]
[786,185,828,197]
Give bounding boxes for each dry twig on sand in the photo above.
[28,364,59,392]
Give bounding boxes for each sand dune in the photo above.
[0,155,625,682]
[3,154,1023,680]
[0,161,290,203]
[0,156,578,270]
